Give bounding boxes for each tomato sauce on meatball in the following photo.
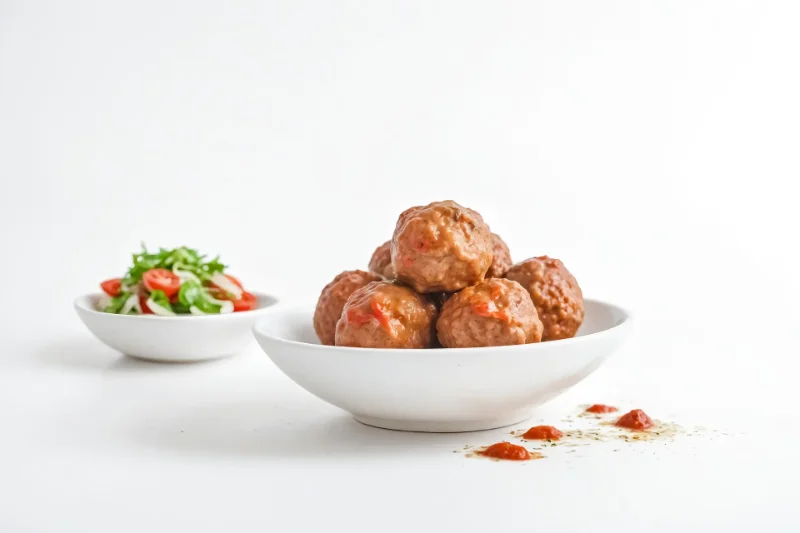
[486,233,512,278]
[335,281,438,349]
[436,278,543,348]
[504,256,584,341]
[313,270,382,345]
[391,200,493,293]
[368,240,395,279]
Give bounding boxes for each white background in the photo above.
[1,1,799,531]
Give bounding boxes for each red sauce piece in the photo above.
[522,425,563,440]
[479,442,531,461]
[370,300,395,336]
[472,301,509,322]
[586,404,618,414]
[615,409,654,431]
[346,307,373,325]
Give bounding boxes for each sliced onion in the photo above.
[96,294,111,311]
[206,293,235,314]
[189,305,207,316]
[120,294,139,315]
[210,273,242,300]
[147,298,176,317]
[173,264,201,283]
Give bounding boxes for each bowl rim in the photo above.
[74,290,279,321]
[253,297,632,355]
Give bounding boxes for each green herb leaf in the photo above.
[178,281,223,314]
[104,292,131,314]
[148,290,174,313]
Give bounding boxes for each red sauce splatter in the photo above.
[473,301,509,322]
[586,404,618,414]
[615,409,654,431]
[479,442,531,461]
[522,425,563,440]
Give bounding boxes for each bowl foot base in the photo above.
[352,412,535,433]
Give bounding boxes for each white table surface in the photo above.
[1,298,798,532]
[3,1,800,530]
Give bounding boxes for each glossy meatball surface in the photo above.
[437,278,543,348]
[391,200,493,293]
[314,270,382,345]
[368,240,395,279]
[486,233,512,278]
[335,281,437,349]
[504,256,584,341]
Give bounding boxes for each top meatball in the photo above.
[335,281,437,349]
[391,200,493,293]
[368,240,395,279]
[504,256,584,341]
[436,278,543,348]
[486,233,512,278]
[314,270,382,345]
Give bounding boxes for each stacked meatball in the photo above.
[314,200,584,349]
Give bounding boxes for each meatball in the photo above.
[486,233,512,278]
[504,256,584,341]
[314,270,382,345]
[368,240,395,279]
[391,200,493,293]
[335,281,437,349]
[436,278,543,348]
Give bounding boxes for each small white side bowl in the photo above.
[75,291,279,362]
[253,299,632,432]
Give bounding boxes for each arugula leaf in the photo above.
[103,291,131,314]
[122,245,227,285]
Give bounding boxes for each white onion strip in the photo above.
[147,298,176,317]
[210,273,243,300]
[120,294,139,315]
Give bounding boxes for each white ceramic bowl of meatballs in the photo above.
[253,200,632,432]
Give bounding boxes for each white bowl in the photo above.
[253,299,632,432]
[75,291,279,362]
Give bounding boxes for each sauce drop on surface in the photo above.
[479,442,531,461]
[615,409,654,431]
[586,404,618,414]
[521,425,564,440]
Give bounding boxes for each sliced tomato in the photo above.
[139,295,154,314]
[142,268,181,297]
[100,278,122,297]
[232,291,258,312]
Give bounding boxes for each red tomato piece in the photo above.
[100,278,122,297]
[232,291,258,312]
[139,295,154,314]
[142,268,181,297]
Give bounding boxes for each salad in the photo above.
[98,246,258,316]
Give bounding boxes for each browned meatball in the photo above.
[335,281,437,349]
[486,233,512,278]
[504,256,584,341]
[368,240,395,279]
[436,278,543,348]
[391,200,493,293]
[314,270,382,345]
